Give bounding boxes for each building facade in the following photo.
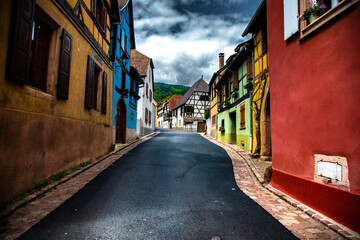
[268,0,360,232]
[242,1,271,158]
[0,0,115,206]
[209,53,227,139]
[173,78,209,132]
[111,0,142,144]
[130,49,155,136]
[216,42,253,152]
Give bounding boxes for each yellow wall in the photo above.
[0,0,114,206]
[251,30,269,155]
[210,81,218,132]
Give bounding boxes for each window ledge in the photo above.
[300,0,359,39]
[23,86,54,102]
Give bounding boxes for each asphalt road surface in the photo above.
[19,129,297,240]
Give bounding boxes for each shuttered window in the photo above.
[8,0,35,84]
[85,56,100,110]
[145,108,148,123]
[57,29,72,99]
[240,104,246,129]
[85,56,95,109]
[212,115,216,126]
[247,56,253,81]
[149,111,152,124]
[146,83,148,98]
[101,71,107,114]
[91,0,107,33]
[232,69,239,90]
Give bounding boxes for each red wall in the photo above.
[267,0,360,232]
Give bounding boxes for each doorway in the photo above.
[262,90,271,156]
[116,98,127,143]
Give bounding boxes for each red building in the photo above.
[267,0,360,232]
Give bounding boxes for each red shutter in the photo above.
[91,0,96,16]
[247,55,253,81]
[57,29,73,99]
[85,56,95,109]
[233,70,239,90]
[8,0,35,84]
[101,71,107,114]
[149,111,151,124]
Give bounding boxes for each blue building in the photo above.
[110,0,143,143]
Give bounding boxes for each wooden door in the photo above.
[197,122,206,133]
[116,98,126,143]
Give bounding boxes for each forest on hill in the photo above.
[153,83,190,103]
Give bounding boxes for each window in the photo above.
[212,115,216,126]
[232,69,239,91]
[150,90,152,102]
[91,0,107,33]
[297,0,358,39]
[145,108,148,123]
[240,104,246,129]
[101,72,107,114]
[146,83,148,98]
[149,111,152,125]
[200,95,209,101]
[8,2,62,93]
[85,56,101,110]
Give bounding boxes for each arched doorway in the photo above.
[262,88,271,157]
[116,98,127,143]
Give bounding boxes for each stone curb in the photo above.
[201,134,360,240]
[0,131,160,223]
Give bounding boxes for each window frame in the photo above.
[299,0,359,39]
[240,103,246,130]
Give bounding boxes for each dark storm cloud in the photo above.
[133,0,262,86]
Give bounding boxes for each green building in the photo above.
[216,41,253,152]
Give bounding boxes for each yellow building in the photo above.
[0,0,119,206]
[242,1,271,157]
[153,99,158,127]
[208,53,227,138]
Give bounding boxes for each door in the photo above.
[197,122,206,133]
[116,98,127,143]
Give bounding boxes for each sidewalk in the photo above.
[202,134,360,240]
[0,132,160,240]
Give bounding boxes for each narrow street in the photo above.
[18,130,296,240]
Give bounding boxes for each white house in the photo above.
[130,50,155,136]
[172,77,210,132]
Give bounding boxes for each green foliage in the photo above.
[154,82,190,103]
[204,107,210,119]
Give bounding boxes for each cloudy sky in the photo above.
[133,0,262,86]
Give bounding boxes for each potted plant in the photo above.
[219,126,225,132]
[297,1,326,24]
[130,90,141,100]
[224,100,230,107]
[232,91,238,99]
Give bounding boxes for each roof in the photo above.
[208,64,228,91]
[242,0,266,37]
[167,95,182,111]
[173,78,209,110]
[130,50,151,76]
[217,44,252,87]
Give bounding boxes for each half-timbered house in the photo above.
[173,78,209,132]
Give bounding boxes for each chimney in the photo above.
[219,53,224,68]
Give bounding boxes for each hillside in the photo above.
[154,82,190,103]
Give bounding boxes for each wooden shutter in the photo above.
[102,6,107,33]
[149,111,151,124]
[8,0,35,84]
[85,56,95,109]
[247,56,253,81]
[101,71,107,114]
[146,83,148,98]
[240,104,245,129]
[57,29,73,99]
[233,70,239,90]
[91,0,96,16]
[145,108,148,123]
[283,0,299,40]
